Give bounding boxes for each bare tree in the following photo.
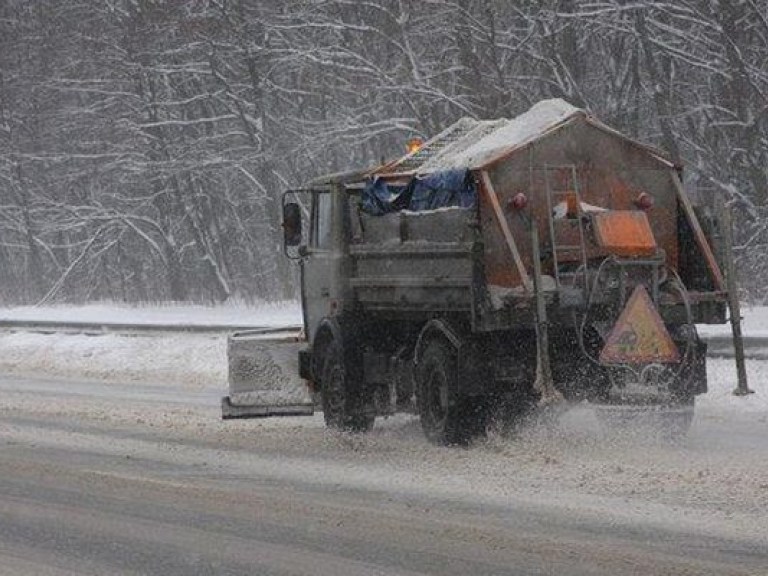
[0,0,766,304]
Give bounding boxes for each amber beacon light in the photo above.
[406,137,424,154]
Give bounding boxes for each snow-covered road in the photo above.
[0,357,766,574]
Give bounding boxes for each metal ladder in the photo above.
[543,165,590,299]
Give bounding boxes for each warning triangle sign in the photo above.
[599,285,680,365]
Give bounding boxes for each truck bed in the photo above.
[351,207,475,311]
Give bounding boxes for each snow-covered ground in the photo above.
[697,305,768,338]
[0,302,763,414]
[0,303,765,558]
[0,332,764,412]
[0,331,227,389]
[0,300,762,335]
[0,300,302,328]
[0,301,302,389]
[697,357,767,413]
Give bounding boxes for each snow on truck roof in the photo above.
[381,98,674,175]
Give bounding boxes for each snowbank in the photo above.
[0,302,305,389]
[0,331,227,389]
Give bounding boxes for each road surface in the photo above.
[0,369,766,575]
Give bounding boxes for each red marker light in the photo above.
[635,192,654,210]
[509,192,528,211]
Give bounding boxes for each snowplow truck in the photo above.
[222,99,736,444]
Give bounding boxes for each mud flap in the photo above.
[221,329,314,419]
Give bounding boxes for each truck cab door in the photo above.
[301,190,334,343]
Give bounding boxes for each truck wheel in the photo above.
[320,340,375,433]
[417,339,485,445]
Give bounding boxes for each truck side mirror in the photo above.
[283,202,303,247]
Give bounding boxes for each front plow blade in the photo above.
[221,329,314,419]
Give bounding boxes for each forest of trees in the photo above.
[1,0,766,304]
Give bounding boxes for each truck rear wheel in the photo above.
[320,340,375,433]
[417,339,486,445]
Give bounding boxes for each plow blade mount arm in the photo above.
[221,329,314,419]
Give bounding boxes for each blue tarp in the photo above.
[361,169,476,216]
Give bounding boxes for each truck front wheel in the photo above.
[320,340,374,433]
[417,339,485,445]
